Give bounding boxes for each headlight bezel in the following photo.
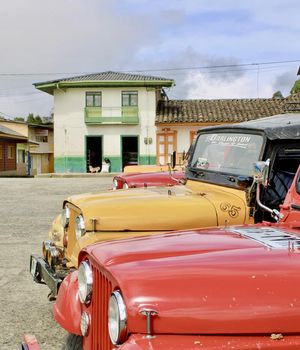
[78,260,93,304]
[75,215,86,240]
[80,311,90,336]
[61,206,70,228]
[108,290,127,345]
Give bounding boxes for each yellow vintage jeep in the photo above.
[30,113,300,298]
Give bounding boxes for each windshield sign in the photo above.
[191,133,263,176]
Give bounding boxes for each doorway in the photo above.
[122,136,138,170]
[86,136,102,172]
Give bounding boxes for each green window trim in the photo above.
[122,91,138,107]
[86,92,102,107]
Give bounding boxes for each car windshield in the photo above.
[191,132,264,176]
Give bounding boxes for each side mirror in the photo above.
[253,159,284,222]
[253,160,270,187]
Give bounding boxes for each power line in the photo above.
[0,59,298,77]
[0,72,83,77]
[125,59,300,73]
[165,64,294,77]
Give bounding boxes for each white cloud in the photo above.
[0,0,299,117]
[183,71,275,99]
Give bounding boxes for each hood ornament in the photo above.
[140,308,158,338]
[90,218,97,231]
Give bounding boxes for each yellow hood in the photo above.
[66,182,249,232]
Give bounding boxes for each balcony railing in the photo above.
[85,106,139,124]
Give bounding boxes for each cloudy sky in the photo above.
[0,0,299,118]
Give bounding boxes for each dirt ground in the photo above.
[0,176,113,350]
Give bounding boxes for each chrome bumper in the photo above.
[30,254,62,298]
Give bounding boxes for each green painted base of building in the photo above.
[54,155,157,173]
[55,157,86,173]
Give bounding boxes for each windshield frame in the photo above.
[187,129,267,188]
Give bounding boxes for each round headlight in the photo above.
[123,182,129,190]
[61,207,70,228]
[80,311,90,336]
[78,261,93,304]
[75,215,86,240]
[108,290,127,345]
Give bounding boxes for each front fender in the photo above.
[53,271,81,335]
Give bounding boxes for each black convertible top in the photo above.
[200,113,300,140]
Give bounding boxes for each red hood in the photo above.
[114,171,184,186]
[87,224,300,335]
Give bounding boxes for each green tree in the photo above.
[14,117,25,122]
[26,113,43,124]
[27,113,36,124]
[272,91,284,99]
[290,79,300,94]
[35,115,43,124]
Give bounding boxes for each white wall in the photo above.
[54,87,157,158]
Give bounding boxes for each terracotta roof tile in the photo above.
[156,93,300,124]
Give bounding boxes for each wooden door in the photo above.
[156,130,177,165]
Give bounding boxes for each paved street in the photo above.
[0,176,113,350]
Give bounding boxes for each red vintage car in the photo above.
[42,162,300,350]
[112,170,185,190]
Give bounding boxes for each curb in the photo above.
[35,173,118,178]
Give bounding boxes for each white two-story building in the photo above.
[34,71,174,173]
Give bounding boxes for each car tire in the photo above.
[62,334,82,350]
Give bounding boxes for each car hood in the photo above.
[66,183,247,231]
[116,171,184,182]
[88,225,300,335]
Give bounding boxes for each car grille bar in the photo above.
[232,227,300,249]
[91,264,112,350]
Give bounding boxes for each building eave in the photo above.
[0,133,28,142]
[34,80,175,95]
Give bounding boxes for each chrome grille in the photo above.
[90,264,112,350]
[232,227,300,249]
